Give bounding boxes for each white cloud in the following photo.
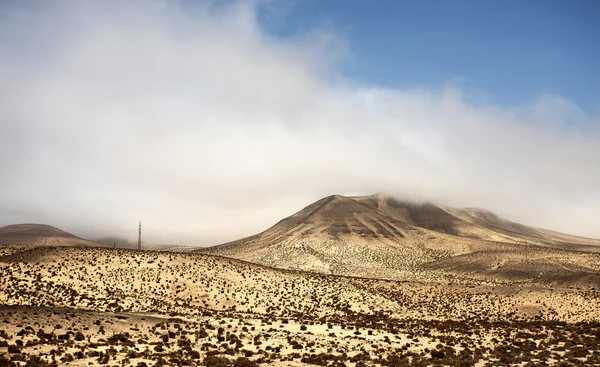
[1,0,599,244]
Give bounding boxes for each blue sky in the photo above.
[260,0,600,113]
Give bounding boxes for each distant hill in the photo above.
[198,194,600,282]
[0,223,105,248]
[94,236,137,249]
[93,237,197,251]
[145,244,198,252]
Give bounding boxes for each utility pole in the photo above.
[138,220,142,250]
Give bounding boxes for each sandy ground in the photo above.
[1,245,599,366]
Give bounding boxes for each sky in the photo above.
[261,0,600,113]
[0,0,599,245]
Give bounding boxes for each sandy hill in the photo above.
[199,194,600,282]
[2,244,600,366]
[0,223,104,248]
[0,245,598,322]
[200,194,441,278]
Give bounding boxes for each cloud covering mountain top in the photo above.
[1,1,598,245]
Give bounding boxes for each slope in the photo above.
[0,223,104,248]
[201,195,482,279]
[200,194,600,283]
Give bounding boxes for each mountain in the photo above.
[354,195,600,248]
[0,223,105,248]
[199,194,600,283]
[200,194,436,279]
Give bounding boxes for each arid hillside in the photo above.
[0,224,104,248]
[200,194,600,284]
[1,245,600,366]
[1,196,600,366]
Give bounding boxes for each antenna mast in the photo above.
[138,220,142,250]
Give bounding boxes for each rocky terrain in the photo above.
[1,195,600,366]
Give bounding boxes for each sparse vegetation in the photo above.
[1,225,599,367]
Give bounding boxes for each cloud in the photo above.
[1,0,599,244]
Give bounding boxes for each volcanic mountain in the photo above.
[200,194,600,282]
[0,223,104,247]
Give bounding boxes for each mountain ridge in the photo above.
[199,193,600,282]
